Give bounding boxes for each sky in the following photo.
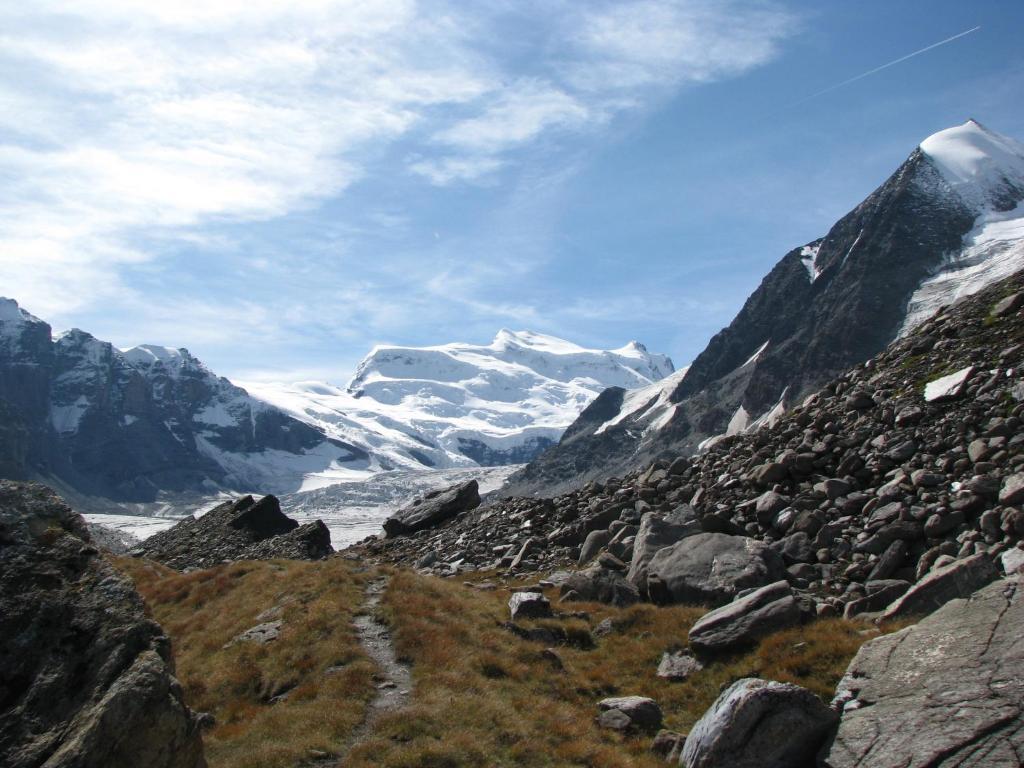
[1,0,1023,384]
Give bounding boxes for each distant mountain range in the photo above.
[504,119,1024,497]
[0,303,672,509]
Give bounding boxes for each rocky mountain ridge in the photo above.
[504,120,1024,497]
[0,300,367,506]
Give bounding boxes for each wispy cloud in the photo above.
[0,0,799,369]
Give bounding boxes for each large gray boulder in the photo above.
[646,533,787,606]
[560,564,640,607]
[688,581,801,653]
[823,577,1024,767]
[881,552,1000,620]
[627,506,701,591]
[681,678,837,768]
[383,480,480,537]
[0,481,207,768]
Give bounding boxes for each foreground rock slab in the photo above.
[823,577,1024,768]
[0,481,206,768]
[681,677,836,768]
[383,480,480,537]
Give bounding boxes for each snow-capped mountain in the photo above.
[0,299,369,506]
[0,302,673,508]
[241,329,674,471]
[505,120,1024,497]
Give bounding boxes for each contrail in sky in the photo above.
[791,26,981,107]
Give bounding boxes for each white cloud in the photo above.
[567,0,797,90]
[0,0,798,357]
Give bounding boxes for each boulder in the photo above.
[0,481,206,768]
[656,650,704,681]
[1000,473,1024,506]
[646,533,786,606]
[383,480,480,537]
[681,678,837,768]
[597,696,663,732]
[579,529,612,564]
[882,553,1000,620]
[560,565,639,607]
[650,730,687,762]
[824,577,1024,767]
[626,506,701,590]
[508,592,552,620]
[688,581,801,653]
[842,580,910,619]
[1002,548,1024,576]
[923,366,974,403]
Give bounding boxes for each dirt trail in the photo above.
[317,574,411,767]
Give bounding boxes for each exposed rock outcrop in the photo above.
[138,494,332,569]
[0,481,206,768]
[823,577,1024,767]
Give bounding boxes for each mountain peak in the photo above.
[919,120,1024,210]
[0,297,41,326]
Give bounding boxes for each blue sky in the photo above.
[2,0,1023,383]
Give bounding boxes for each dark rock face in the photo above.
[456,436,556,466]
[0,481,206,768]
[138,495,332,569]
[824,577,1024,767]
[504,131,1015,498]
[0,301,365,504]
[646,533,786,607]
[682,677,837,768]
[383,480,480,537]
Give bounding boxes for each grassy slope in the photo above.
[117,557,904,768]
[345,569,895,768]
[116,557,373,768]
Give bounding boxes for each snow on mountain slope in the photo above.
[242,329,674,472]
[902,121,1024,333]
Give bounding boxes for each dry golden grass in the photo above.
[343,569,904,768]
[116,556,374,768]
